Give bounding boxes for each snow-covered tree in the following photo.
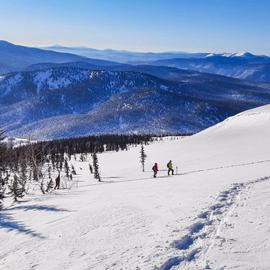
[88,163,93,174]
[71,164,76,175]
[9,174,26,202]
[92,152,101,182]
[140,145,147,172]
[0,128,5,141]
[0,128,6,208]
[64,158,70,177]
[0,128,5,165]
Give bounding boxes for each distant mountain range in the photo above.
[150,52,270,83]
[43,45,208,63]
[1,66,270,140]
[0,40,120,74]
[42,45,270,83]
[1,40,270,139]
[1,41,270,83]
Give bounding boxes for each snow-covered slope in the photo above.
[1,104,270,269]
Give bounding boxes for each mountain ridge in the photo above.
[0,40,121,74]
[1,66,270,139]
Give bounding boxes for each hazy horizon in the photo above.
[0,0,269,55]
[1,39,269,57]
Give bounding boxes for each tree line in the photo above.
[0,132,154,208]
[0,129,193,208]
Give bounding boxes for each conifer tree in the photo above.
[64,158,70,177]
[9,174,26,201]
[88,163,93,174]
[140,145,147,172]
[71,165,76,175]
[92,152,101,182]
[0,128,6,208]
[0,128,5,166]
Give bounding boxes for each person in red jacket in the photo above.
[152,163,158,178]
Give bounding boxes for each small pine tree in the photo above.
[88,163,93,174]
[0,128,6,167]
[48,165,52,179]
[45,178,54,193]
[80,153,85,162]
[71,165,76,175]
[0,128,5,142]
[64,159,70,177]
[0,173,5,209]
[92,152,101,182]
[0,128,6,208]
[9,174,26,201]
[140,145,147,172]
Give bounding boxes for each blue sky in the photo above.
[0,0,269,54]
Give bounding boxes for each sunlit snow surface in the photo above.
[1,104,270,269]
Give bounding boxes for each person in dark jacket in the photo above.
[152,163,158,178]
[54,174,60,189]
[167,160,174,175]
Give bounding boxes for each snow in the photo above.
[232,52,255,57]
[205,53,215,57]
[205,52,255,58]
[204,177,270,270]
[160,85,169,91]
[33,69,89,94]
[3,137,36,148]
[1,73,23,95]
[1,104,270,269]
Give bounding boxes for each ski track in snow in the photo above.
[156,176,270,270]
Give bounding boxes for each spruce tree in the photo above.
[0,128,6,208]
[88,163,93,174]
[0,128,5,142]
[9,174,26,201]
[64,158,70,177]
[0,128,5,166]
[140,145,147,172]
[71,165,76,175]
[92,152,101,182]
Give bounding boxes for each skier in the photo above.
[152,163,158,178]
[54,174,61,189]
[167,160,174,176]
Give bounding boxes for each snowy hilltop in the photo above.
[0,104,270,269]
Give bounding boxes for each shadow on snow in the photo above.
[0,212,45,238]
[9,204,70,212]
[0,204,69,238]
